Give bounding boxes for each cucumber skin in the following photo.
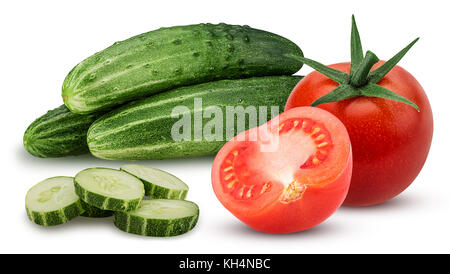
[74,171,143,212]
[120,167,188,199]
[62,23,303,114]
[113,201,199,237]
[26,201,84,226]
[88,76,302,160]
[23,105,100,158]
[141,180,187,200]
[80,200,113,218]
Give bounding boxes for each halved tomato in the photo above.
[211,107,352,233]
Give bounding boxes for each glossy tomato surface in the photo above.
[285,62,433,206]
[211,107,352,233]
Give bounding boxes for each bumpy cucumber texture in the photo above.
[88,76,302,160]
[62,23,303,114]
[23,105,100,158]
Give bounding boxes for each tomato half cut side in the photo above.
[211,107,352,233]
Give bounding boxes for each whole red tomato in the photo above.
[285,61,433,206]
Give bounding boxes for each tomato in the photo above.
[285,62,433,206]
[211,107,352,233]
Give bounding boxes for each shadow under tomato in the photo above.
[339,192,424,212]
[216,217,342,239]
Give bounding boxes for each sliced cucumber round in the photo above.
[114,199,199,237]
[80,200,113,218]
[25,176,84,226]
[74,168,144,212]
[120,164,189,200]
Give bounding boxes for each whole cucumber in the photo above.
[63,23,303,114]
[23,105,101,158]
[87,76,303,160]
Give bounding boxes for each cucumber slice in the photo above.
[114,199,199,237]
[80,200,113,218]
[25,176,84,226]
[74,168,144,212]
[120,164,188,199]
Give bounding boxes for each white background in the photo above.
[1,0,449,254]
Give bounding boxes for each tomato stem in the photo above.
[368,38,420,84]
[300,15,420,112]
[350,51,379,87]
[350,14,364,76]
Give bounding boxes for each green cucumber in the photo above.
[121,164,188,199]
[23,105,101,158]
[113,199,199,237]
[80,200,113,218]
[62,23,303,114]
[88,75,302,160]
[25,176,84,226]
[74,168,145,212]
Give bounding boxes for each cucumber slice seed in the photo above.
[74,168,144,212]
[114,199,199,237]
[120,164,189,199]
[25,176,84,226]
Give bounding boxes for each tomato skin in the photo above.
[211,107,352,233]
[285,62,433,206]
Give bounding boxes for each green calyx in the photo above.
[299,15,420,111]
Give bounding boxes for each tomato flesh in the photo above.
[211,107,352,233]
[285,62,433,206]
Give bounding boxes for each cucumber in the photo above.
[88,75,302,160]
[25,176,84,226]
[80,200,113,218]
[62,23,303,114]
[121,164,188,199]
[23,105,100,158]
[113,199,199,237]
[74,168,145,212]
